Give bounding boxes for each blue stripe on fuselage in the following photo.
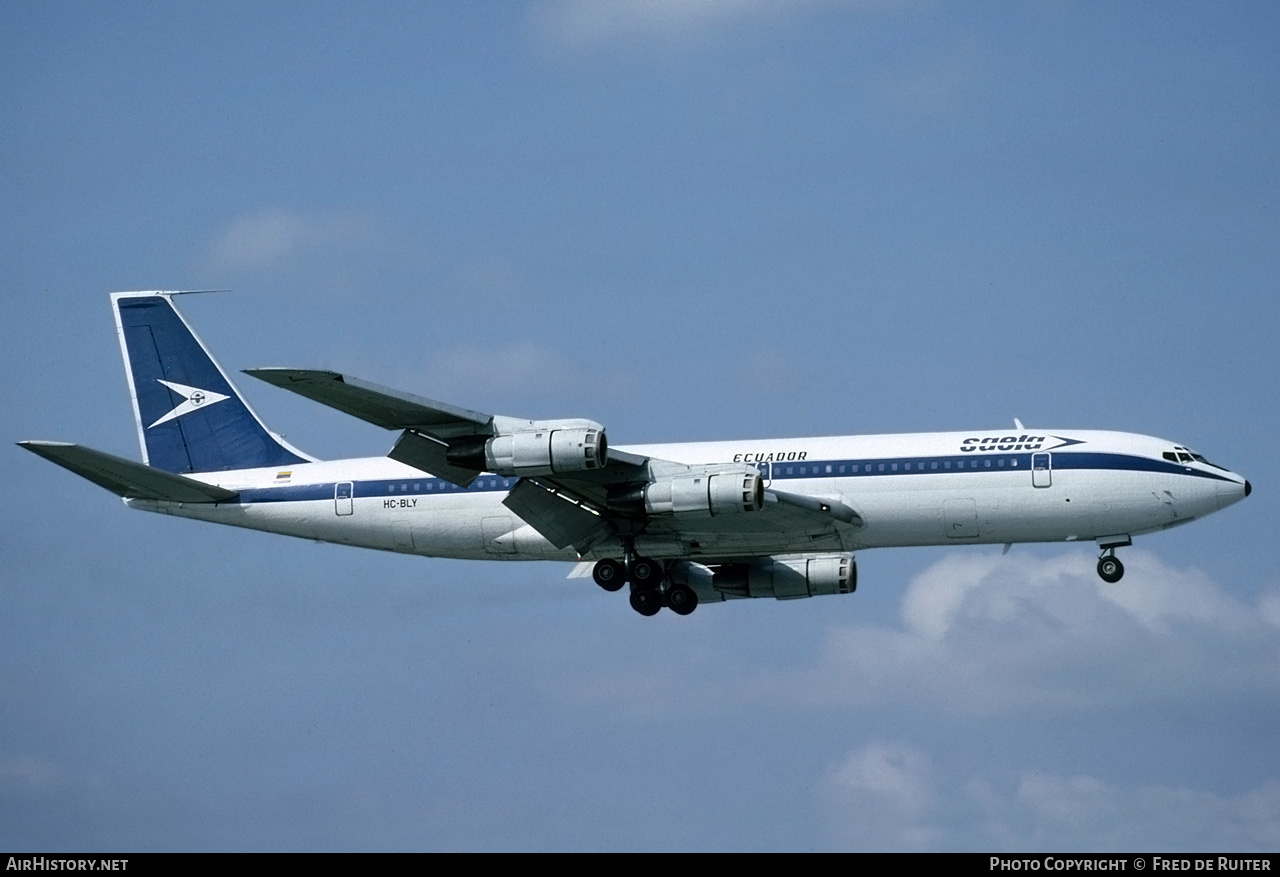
[227,452,1233,506]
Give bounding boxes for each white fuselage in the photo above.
[127,429,1249,564]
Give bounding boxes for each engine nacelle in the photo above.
[638,469,764,517]
[713,554,857,600]
[447,422,607,477]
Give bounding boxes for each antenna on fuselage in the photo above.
[1014,418,1025,430]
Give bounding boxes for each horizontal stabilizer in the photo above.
[244,368,491,438]
[18,441,239,503]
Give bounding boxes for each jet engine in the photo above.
[612,467,764,517]
[446,422,607,477]
[713,554,857,600]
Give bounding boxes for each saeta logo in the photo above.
[960,434,1084,453]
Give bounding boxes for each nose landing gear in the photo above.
[1097,550,1125,584]
[1095,535,1131,584]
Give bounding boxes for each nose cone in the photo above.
[1216,476,1250,510]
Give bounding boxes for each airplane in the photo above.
[19,291,1252,617]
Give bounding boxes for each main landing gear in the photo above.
[1097,549,1125,584]
[591,558,626,591]
[592,553,698,617]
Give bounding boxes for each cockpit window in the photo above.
[1167,446,1230,471]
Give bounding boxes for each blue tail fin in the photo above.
[112,291,313,473]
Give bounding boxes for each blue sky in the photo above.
[3,1,1278,851]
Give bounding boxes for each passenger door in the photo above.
[1032,453,1052,488]
[335,481,354,515]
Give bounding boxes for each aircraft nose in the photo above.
[1216,477,1250,510]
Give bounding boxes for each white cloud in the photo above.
[1008,772,1280,851]
[829,742,934,816]
[900,552,1005,640]
[1097,553,1255,636]
[823,752,1280,851]
[555,549,1280,719]
[1254,590,1280,632]
[785,549,1280,717]
[823,742,939,850]
[550,549,1280,849]
[204,207,379,273]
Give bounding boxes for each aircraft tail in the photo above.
[112,291,313,473]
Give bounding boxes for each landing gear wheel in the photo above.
[629,556,664,586]
[629,585,663,617]
[666,583,699,616]
[592,558,626,592]
[1097,555,1125,584]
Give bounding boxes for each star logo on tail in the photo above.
[148,380,230,428]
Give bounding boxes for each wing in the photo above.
[245,368,859,555]
[243,368,492,436]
